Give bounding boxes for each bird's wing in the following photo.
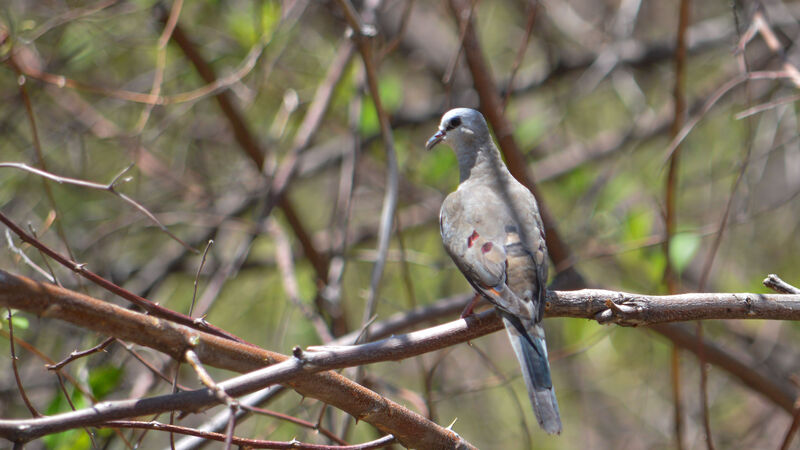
[439,187,536,320]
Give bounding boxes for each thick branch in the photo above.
[0,271,472,449]
[550,289,800,325]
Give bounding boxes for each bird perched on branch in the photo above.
[426,108,562,434]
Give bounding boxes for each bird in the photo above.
[426,107,562,434]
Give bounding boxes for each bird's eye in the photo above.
[445,116,462,131]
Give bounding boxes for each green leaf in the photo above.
[360,98,379,136]
[44,429,91,450]
[89,365,124,400]
[10,314,28,330]
[669,232,701,273]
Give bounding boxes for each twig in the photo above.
[661,70,799,165]
[262,38,355,215]
[664,0,690,447]
[119,343,190,391]
[240,403,348,446]
[378,0,415,60]
[779,402,800,450]
[501,1,538,112]
[448,0,583,280]
[652,323,796,412]
[172,387,285,450]
[164,8,328,279]
[335,0,401,338]
[268,220,333,343]
[0,327,98,403]
[442,0,477,87]
[47,337,115,371]
[9,9,273,108]
[100,421,397,450]
[189,240,213,318]
[764,274,800,294]
[0,211,246,343]
[184,349,237,407]
[25,223,59,286]
[734,93,800,120]
[5,228,55,283]
[0,162,196,252]
[6,308,41,417]
[185,351,240,450]
[133,0,183,133]
[54,372,98,448]
[317,90,361,337]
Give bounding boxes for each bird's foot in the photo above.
[460,293,482,318]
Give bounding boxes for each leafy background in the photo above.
[2,0,800,448]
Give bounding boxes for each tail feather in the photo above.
[502,315,562,435]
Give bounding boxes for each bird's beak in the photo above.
[426,129,446,150]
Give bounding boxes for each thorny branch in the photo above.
[2,270,800,438]
[0,271,474,449]
[3,1,800,448]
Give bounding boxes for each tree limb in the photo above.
[0,271,473,449]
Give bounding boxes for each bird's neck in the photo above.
[456,141,509,184]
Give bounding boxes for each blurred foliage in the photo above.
[1,0,800,449]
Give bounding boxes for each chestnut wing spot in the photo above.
[467,230,480,248]
[481,242,493,253]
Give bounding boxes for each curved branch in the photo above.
[0,271,473,449]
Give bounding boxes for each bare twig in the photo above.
[335,0,401,338]
[5,229,55,283]
[99,420,396,449]
[664,1,690,447]
[268,219,333,343]
[448,0,583,280]
[46,337,115,371]
[240,403,348,446]
[164,8,328,279]
[779,403,800,450]
[172,387,285,450]
[189,240,213,318]
[134,0,183,132]
[0,210,245,343]
[661,70,799,165]
[652,323,796,413]
[184,349,237,407]
[764,274,800,295]
[0,162,196,252]
[6,308,41,417]
[501,1,538,112]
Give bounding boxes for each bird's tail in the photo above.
[502,315,562,435]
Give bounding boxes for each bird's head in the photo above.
[425,108,489,151]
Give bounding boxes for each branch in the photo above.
[554,289,800,325]
[0,162,195,252]
[163,8,329,280]
[335,0,401,337]
[0,271,474,449]
[0,210,243,343]
[448,0,582,279]
[100,421,396,450]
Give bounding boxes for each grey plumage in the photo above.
[428,108,562,434]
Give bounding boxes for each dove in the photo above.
[427,108,562,434]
